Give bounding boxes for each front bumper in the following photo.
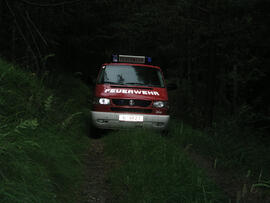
[91,111,169,130]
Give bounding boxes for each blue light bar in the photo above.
[146,56,152,63]
[112,54,118,62]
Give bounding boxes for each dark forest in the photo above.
[0,0,269,202]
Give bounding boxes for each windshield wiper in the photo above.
[103,81,124,85]
[147,84,161,87]
[125,82,145,86]
[125,82,162,87]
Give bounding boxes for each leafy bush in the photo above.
[0,59,90,202]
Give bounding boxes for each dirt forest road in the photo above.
[80,139,111,203]
[79,136,269,203]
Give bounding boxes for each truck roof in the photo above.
[103,63,161,70]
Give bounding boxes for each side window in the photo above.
[97,66,106,84]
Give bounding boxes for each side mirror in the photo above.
[167,83,177,91]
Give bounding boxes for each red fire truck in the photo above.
[91,54,170,130]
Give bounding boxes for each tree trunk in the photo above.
[233,64,238,114]
[11,18,16,63]
[204,0,218,127]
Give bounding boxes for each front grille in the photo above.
[111,107,152,114]
[112,99,151,107]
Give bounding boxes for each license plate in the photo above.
[119,114,143,122]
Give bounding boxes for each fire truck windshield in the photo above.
[97,65,165,87]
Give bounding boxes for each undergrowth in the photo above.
[169,119,270,198]
[104,129,226,202]
[0,59,91,202]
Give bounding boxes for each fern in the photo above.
[0,72,6,82]
[62,112,82,129]
[14,119,39,134]
[0,97,5,106]
[44,95,54,112]
[22,140,41,149]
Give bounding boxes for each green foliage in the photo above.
[104,129,226,202]
[44,94,54,112]
[61,112,83,129]
[169,119,270,182]
[0,59,90,202]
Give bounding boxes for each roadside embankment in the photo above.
[0,59,91,202]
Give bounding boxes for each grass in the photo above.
[0,59,91,202]
[104,129,227,202]
[168,119,270,182]
[103,118,270,202]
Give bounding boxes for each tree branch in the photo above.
[25,11,48,46]
[21,10,42,63]
[20,0,81,7]
[5,0,39,69]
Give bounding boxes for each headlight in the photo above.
[98,98,110,105]
[153,101,165,108]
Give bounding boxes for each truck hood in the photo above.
[95,84,168,101]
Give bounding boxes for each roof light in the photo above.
[112,54,152,64]
[119,55,145,63]
[112,54,118,62]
